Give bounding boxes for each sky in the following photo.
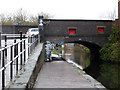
[0,0,118,20]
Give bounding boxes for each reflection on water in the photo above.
[63,43,119,89]
[99,63,119,89]
[64,43,90,68]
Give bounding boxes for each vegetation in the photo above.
[52,50,59,55]
[100,62,119,88]
[0,8,53,25]
[83,47,90,54]
[100,24,120,62]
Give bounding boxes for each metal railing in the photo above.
[0,32,39,89]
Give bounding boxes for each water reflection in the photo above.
[63,43,119,89]
[64,43,90,68]
[99,62,119,89]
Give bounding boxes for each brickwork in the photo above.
[43,19,113,46]
[119,1,120,28]
[1,25,37,34]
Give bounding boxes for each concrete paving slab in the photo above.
[34,61,97,88]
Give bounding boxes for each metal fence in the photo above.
[0,32,39,89]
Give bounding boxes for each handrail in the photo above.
[0,32,39,89]
[1,34,26,36]
[0,39,25,52]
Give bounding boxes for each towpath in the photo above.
[34,60,97,88]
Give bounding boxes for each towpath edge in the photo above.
[8,43,44,89]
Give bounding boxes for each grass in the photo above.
[77,67,82,71]
[52,50,59,55]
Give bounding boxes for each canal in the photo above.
[62,43,119,89]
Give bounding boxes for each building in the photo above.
[118,0,120,28]
[116,0,120,28]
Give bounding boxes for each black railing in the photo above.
[0,32,39,89]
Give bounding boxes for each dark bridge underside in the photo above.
[45,35,101,62]
[44,35,101,57]
[44,35,109,47]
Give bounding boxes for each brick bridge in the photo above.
[38,19,114,60]
[40,19,113,47]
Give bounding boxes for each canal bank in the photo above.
[63,43,119,89]
[66,59,106,89]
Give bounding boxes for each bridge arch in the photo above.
[65,40,102,78]
[65,40,101,63]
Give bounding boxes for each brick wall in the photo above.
[1,25,38,34]
[118,0,120,28]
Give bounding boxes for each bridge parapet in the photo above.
[64,35,109,47]
[43,19,114,47]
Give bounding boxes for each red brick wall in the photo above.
[115,1,120,28]
[119,1,120,29]
[115,19,119,26]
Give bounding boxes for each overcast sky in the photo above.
[0,0,118,20]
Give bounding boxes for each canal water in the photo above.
[63,43,119,89]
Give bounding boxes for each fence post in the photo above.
[0,32,1,61]
[5,36,7,57]
[14,39,18,74]
[24,35,26,64]
[10,46,13,81]
[0,32,2,48]
[31,36,32,53]
[16,43,18,72]
[36,34,38,46]
[2,50,5,88]
[28,37,30,56]
[14,40,16,57]
[20,31,22,69]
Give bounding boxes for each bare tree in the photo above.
[38,12,53,19]
[29,12,53,25]
[0,14,7,25]
[29,15,38,25]
[99,9,117,20]
[13,8,28,25]
[107,9,117,20]
[0,8,53,25]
